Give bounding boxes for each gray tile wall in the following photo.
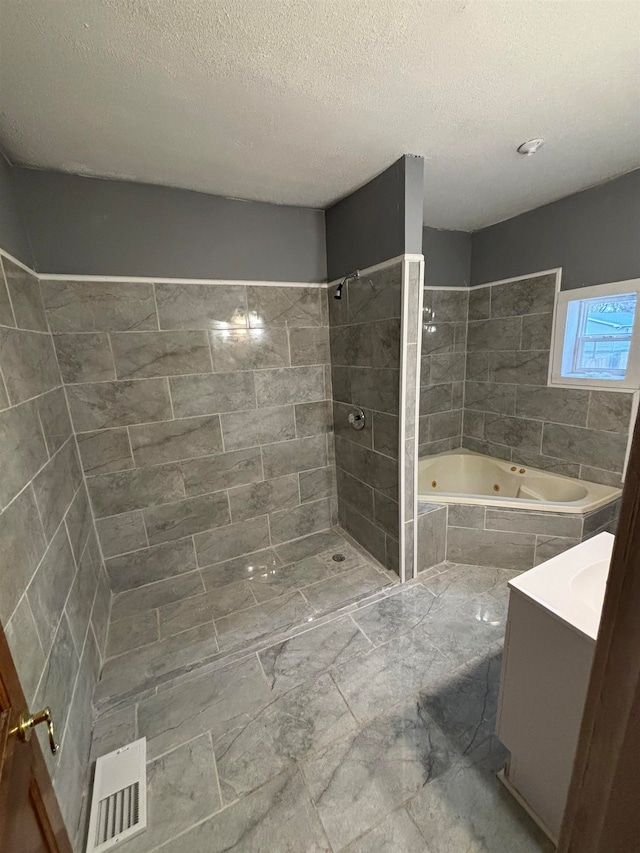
[42,280,337,596]
[0,253,110,841]
[419,289,468,457]
[329,263,402,571]
[463,273,633,486]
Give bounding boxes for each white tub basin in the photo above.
[508,532,614,641]
[418,448,621,513]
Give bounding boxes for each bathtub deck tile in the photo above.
[446,504,486,529]
[534,535,581,565]
[485,508,583,539]
[446,526,536,571]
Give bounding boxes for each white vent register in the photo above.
[86,738,147,852]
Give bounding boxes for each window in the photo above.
[550,279,640,391]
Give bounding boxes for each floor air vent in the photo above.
[86,738,147,852]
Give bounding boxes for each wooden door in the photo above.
[559,408,640,851]
[0,622,72,853]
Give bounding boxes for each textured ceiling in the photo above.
[0,0,639,230]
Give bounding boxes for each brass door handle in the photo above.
[12,706,60,755]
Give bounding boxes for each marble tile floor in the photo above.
[82,553,554,852]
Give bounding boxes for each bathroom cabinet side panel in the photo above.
[497,591,595,840]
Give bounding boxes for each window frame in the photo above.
[549,278,640,392]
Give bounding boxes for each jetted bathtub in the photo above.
[418,448,621,514]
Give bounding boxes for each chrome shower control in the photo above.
[348,408,366,430]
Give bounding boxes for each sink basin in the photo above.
[571,559,610,614]
[508,532,614,641]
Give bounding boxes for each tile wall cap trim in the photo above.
[412,260,425,580]
[0,245,325,288]
[422,269,562,291]
[0,244,421,291]
[0,247,37,277]
[38,273,326,289]
[422,285,471,292]
[468,267,562,291]
[0,249,559,295]
[466,311,553,323]
[326,253,423,287]
[399,257,420,582]
[40,252,424,288]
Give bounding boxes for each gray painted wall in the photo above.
[6,158,637,291]
[0,156,33,266]
[471,169,640,290]
[325,155,424,281]
[12,167,327,281]
[422,227,471,288]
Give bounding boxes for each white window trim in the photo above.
[549,278,640,393]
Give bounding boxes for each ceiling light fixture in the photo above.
[517,138,545,156]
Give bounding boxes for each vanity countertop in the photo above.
[508,531,614,642]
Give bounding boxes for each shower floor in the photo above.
[93,527,398,711]
[83,534,553,853]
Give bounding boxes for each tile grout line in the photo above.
[348,612,374,647]
[150,282,161,331]
[208,730,225,819]
[0,256,18,328]
[4,469,83,629]
[46,288,116,660]
[254,650,271,689]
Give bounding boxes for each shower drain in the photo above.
[332,553,346,562]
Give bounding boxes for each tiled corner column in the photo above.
[329,261,403,572]
[400,258,425,580]
[417,503,447,572]
[329,255,425,579]
[0,251,110,843]
[41,280,337,595]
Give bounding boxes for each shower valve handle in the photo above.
[348,408,366,430]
